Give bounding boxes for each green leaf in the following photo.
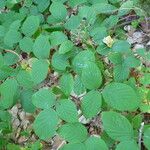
[59,40,74,54]
[96,43,111,56]
[108,53,123,65]
[4,29,22,47]
[3,52,19,66]
[52,52,69,71]
[58,123,88,143]
[50,2,67,21]
[60,143,86,150]
[81,90,102,118]
[139,73,150,86]
[19,37,33,53]
[20,90,36,113]
[73,76,86,96]
[112,40,131,53]
[116,140,139,150]
[89,27,107,44]
[64,15,81,30]
[35,0,50,12]
[102,15,119,29]
[17,70,35,89]
[31,59,49,84]
[85,136,108,150]
[33,109,59,140]
[56,99,78,123]
[132,114,143,129]
[9,20,21,30]
[102,82,140,111]
[101,111,134,141]
[124,55,140,68]
[33,35,51,58]
[6,144,20,150]
[59,73,74,96]
[0,0,5,9]
[113,64,130,82]
[118,0,134,16]
[72,50,95,74]
[32,88,56,109]
[92,3,116,14]
[50,31,68,46]
[0,110,11,122]
[0,25,6,37]
[81,62,102,90]
[68,0,87,7]
[88,0,108,4]
[21,15,40,37]
[144,128,150,150]
[0,78,18,109]
[109,0,121,4]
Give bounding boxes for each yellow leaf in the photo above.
[103,36,114,48]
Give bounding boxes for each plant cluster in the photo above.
[0,0,150,150]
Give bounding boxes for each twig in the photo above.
[56,140,66,150]
[4,49,22,61]
[138,122,144,150]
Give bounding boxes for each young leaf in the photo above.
[33,35,51,59]
[33,109,59,140]
[102,82,140,111]
[101,111,134,141]
[58,123,88,143]
[81,62,102,90]
[32,88,56,109]
[56,99,78,123]
[31,59,49,84]
[59,73,74,96]
[21,15,40,37]
[81,90,102,118]
[85,136,108,150]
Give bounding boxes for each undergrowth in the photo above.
[0,0,150,150]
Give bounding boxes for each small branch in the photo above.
[138,122,144,150]
[4,49,22,61]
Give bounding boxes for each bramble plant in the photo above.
[0,0,150,150]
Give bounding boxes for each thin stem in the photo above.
[4,49,22,61]
[138,122,144,150]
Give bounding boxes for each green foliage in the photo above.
[102,111,134,141]
[81,90,102,118]
[0,0,149,149]
[33,109,58,140]
[102,82,140,111]
[56,99,78,123]
[58,123,88,143]
[21,15,40,37]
